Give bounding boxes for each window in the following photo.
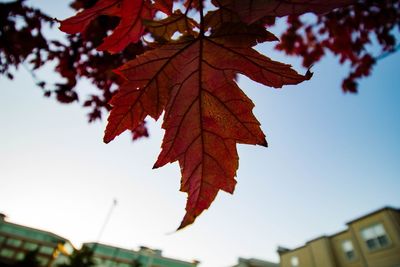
[291,256,299,267]
[37,256,49,266]
[93,257,103,265]
[15,252,25,261]
[6,238,22,247]
[361,223,390,250]
[105,259,117,267]
[39,245,55,255]
[0,248,14,258]
[341,240,355,260]
[23,242,39,251]
[53,255,69,266]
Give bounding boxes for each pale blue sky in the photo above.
[1,1,399,267]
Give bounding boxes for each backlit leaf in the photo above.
[106,26,309,228]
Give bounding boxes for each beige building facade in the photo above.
[278,207,400,267]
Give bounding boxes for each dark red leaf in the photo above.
[59,0,121,34]
[97,0,154,53]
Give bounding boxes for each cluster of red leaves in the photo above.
[0,0,52,79]
[0,0,149,138]
[1,0,399,228]
[276,0,400,92]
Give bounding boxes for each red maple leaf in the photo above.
[60,0,155,53]
[105,23,310,228]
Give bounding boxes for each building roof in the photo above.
[346,206,400,225]
[234,257,279,267]
[0,217,69,245]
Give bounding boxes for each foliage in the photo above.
[275,0,400,92]
[1,0,399,228]
[1,0,148,137]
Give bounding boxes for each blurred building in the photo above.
[232,257,278,267]
[0,213,73,266]
[278,206,400,267]
[84,242,199,267]
[0,213,198,267]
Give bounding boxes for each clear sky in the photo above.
[1,1,399,267]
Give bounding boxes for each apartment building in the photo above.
[278,206,400,267]
[84,242,199,267]
[0,213,73,267]
[0,214,198,267]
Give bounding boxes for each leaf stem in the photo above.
[199,0,204,36]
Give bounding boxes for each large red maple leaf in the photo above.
[105,24,310,228]
[59,0,357,229]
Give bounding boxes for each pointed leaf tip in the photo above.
[305,69,313,80]
[261,139,268,147]
[177,213,196,231]
[103,136,112,144]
